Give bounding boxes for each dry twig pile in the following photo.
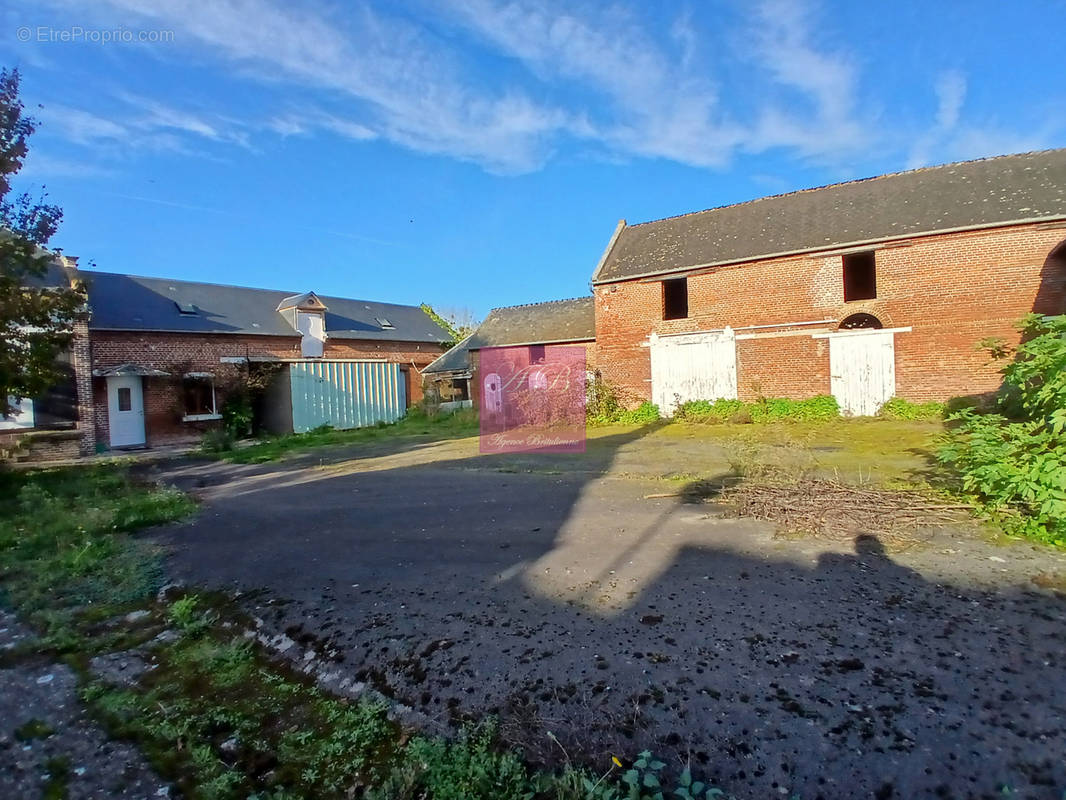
[718,479,971,547]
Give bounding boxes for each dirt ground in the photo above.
[149,422,1066,799]
[0,610,170,800]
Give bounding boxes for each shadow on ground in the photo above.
[148,426,1066,800]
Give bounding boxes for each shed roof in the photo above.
[81,270,450,343]
[422,335,474,375]
[593,148,1066,284]
[468,297,595,349]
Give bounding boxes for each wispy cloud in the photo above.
[42,0,570,172]
[907,70,1056,169]
[745,0,866,157]
[23,0,1061,176]
[19,152,117,179]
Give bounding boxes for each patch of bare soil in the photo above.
[718,479,973,549]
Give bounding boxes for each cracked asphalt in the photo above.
[149,427,1066,799]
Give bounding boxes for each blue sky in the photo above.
[2,0,1064,319]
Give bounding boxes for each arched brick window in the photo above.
[839,312,883,330]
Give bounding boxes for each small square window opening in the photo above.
[843,251,877,302]
[662,277,688,320]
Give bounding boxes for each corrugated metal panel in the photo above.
[289,361,407,433]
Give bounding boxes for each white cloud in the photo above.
[42,0,570,172]
[28,0,1058,176]
[935,70,966,130]
[745,0,866,156]
[34,104,128,145]
[19,152,116,179]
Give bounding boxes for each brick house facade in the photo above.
[591,150,1066,412]
[89,331,442,448]
[79,271,448,451]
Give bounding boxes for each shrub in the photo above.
[937,314,1066,545]
[878,397,947,421]
[675,398,744,423]
[675,395,839,424]
[616,401,661,425]
[586,372,622,424]
[200,428,236,453]
[586,375,659,425]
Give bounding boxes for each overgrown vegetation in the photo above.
[878,397,947,421]
[937,314,1066,546]
[0,465,195,636]
[209,407,480,463]
[674,395,840,424]
[586,374,661,425]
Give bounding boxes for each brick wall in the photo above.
[90,331,443,447]
[595,223,1066,405]
[70,318,95,455]
[469,341,594,411]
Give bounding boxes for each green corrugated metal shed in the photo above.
[289,361,406,432]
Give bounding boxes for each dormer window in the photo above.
[297,311,325,357]
[277,291,328,358]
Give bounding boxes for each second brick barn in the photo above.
[589,149,1066,414]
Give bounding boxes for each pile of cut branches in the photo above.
[718,479,971,547]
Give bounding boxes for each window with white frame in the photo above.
[182,373,219,420]
[1,396,35,430]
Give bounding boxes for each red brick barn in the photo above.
[591,149,1066,415]
[465,297,596,412]
[83,271,449,450]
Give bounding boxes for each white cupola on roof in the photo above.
[277,292,328,357]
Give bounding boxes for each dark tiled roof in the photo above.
[81,270,450,343]
[593,148,1066,284]
[468,297,595,349]
[422,335,473,375]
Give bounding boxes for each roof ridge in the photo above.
[79,268,426,311]
[626,147,1066,229]
[487,296,593,313]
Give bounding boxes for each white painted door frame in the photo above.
[106,375,146,448]
[649,328,738,415]
[813,327,910,416]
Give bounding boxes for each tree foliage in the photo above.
[0,67,86,414]
[421,303,479,347]
[938,314,1066,545]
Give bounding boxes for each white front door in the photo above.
[828,330,896,416]
[107,375,146,447]
[650,329,738,415]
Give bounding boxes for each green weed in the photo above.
[879,397,946,421]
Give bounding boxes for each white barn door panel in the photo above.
[650,330,738,415]
[828,330,896,416]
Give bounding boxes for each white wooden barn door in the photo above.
[828,330,896,416]
[650,329,738,415]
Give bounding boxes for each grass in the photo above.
[648,417,944,489]
[215,408,479,464]
[0,464,196,640]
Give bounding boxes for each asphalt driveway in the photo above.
[149,427,1066,799]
